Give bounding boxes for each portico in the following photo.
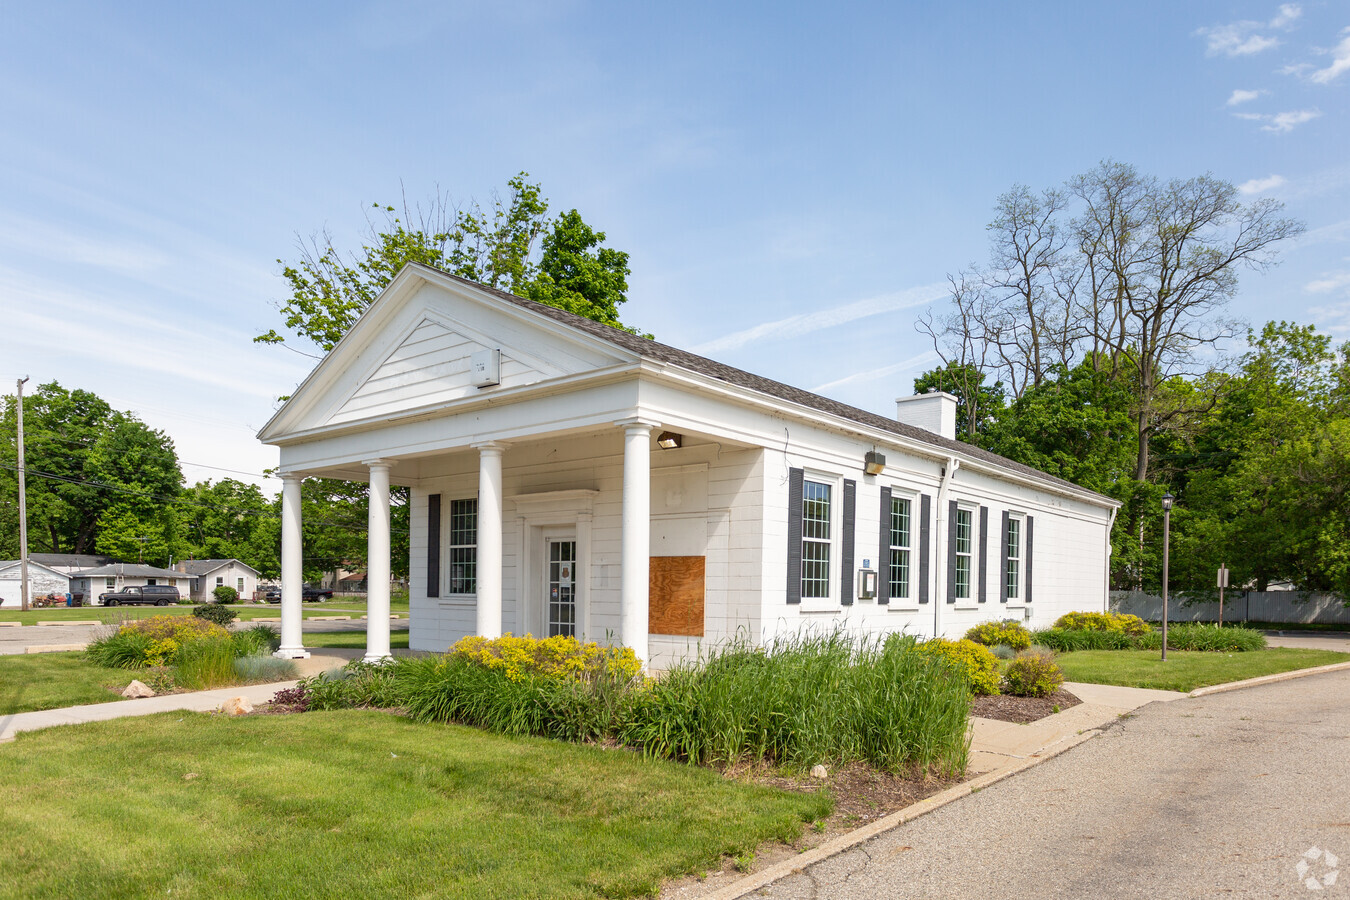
[271,416,671,666]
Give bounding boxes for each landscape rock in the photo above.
[810,764,829,779]
[220,696,254,716]
[121,680,155,699]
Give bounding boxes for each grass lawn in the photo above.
[0,710,828,899]
[1057,647,1350,692]
[303,628,411,651]
[0,652,136,715]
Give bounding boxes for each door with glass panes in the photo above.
[545,538,578,638]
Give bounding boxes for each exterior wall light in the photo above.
[657,431,683,449]
[864,451,886,476]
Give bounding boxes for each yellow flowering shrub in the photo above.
[1054,611,1151,636]
[964,619,1032,651]
[451,633,641,683]
[120,615,229,643]
[917,638,1001,695]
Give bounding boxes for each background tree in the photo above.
[0,384,185,562]
[178,478,279,577]
[256,173,639,354]
[911,361,1005,440]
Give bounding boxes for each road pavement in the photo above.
[753,668,1350,899]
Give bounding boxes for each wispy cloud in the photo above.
[1226,88,1264,106]
[1309,301,1350,336]
[1197,4,1301,56]
[1238,174,1287,194]
[811,351,941,393]
[1306,270,1350,294]
[1235,108,1322,132]
[690,283,945,355]
[1309,28,1350,84]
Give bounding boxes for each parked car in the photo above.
[263,585,333,603]
[99,585,181,607]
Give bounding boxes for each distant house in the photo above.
[29,553,114,575]
[0,560,70,607]
[69,564,192,605]
[175,559,262,603]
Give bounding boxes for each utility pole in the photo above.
[16,376,30,612]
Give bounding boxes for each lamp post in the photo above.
[1161,491,1174,662]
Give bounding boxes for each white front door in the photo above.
[545,538,578,638]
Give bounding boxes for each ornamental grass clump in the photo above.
[622,632,969,775]
[174,636,238,690]
[1136,622,1267,652]
[964,620,1032,651]
[1031,627,1135,653]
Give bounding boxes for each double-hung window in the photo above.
[448,498,478,594]
[953,507,972,600]
[1005,516,1022,600]
[888,496,911,600]
[800,480,832,599]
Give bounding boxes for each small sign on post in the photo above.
[1217,565,1230,626]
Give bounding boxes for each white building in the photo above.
[259,264,1118,666]
[0,560,70,607]
[175,559,262,603]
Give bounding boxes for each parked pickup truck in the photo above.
[99,585,181,607]
[263,585,333,603]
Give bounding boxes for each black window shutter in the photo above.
[999,510,1010,603]
[877,487,891,605]
[1025,515,1035,603]
[840,479,856,605]
[426,494,441,598]
[978,505,988,603]
[918,494,931,604]
[946,500,959,603]
[786,468,804,604]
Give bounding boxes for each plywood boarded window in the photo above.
[649,556,705,636]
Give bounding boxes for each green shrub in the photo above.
[194,603,237,626]
[1054,611,1151,636]
[1002,649,1065,697]
[234,655,297,683]
[232,624,280,657]
[175,636,239,690]
[212,585,239,604]
[303,659,404,711]
[965,620,1032,651]
[914,638,1001,695]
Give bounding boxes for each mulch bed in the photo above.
[969,688,1081,724]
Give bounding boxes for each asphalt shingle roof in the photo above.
[67,563,187,579]
[177,559,258,576]
[415,264,1109,502]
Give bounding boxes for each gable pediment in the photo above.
[260,269,636,440]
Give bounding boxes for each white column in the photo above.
[275,473,309,659]
[473,441,506,639]
[364,460,393,662]
[618,418,657,664]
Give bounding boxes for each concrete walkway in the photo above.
[966,681,1184,775]
[0,652,357,743]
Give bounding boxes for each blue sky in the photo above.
[2,1,1347,491]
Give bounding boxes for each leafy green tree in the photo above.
[912,362,1004,440]
[178,479,279,577]
[86,413,184,566]
[256,174,637,353]
[296,478,409,584]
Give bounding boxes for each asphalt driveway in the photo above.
[755,669,1350,899]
